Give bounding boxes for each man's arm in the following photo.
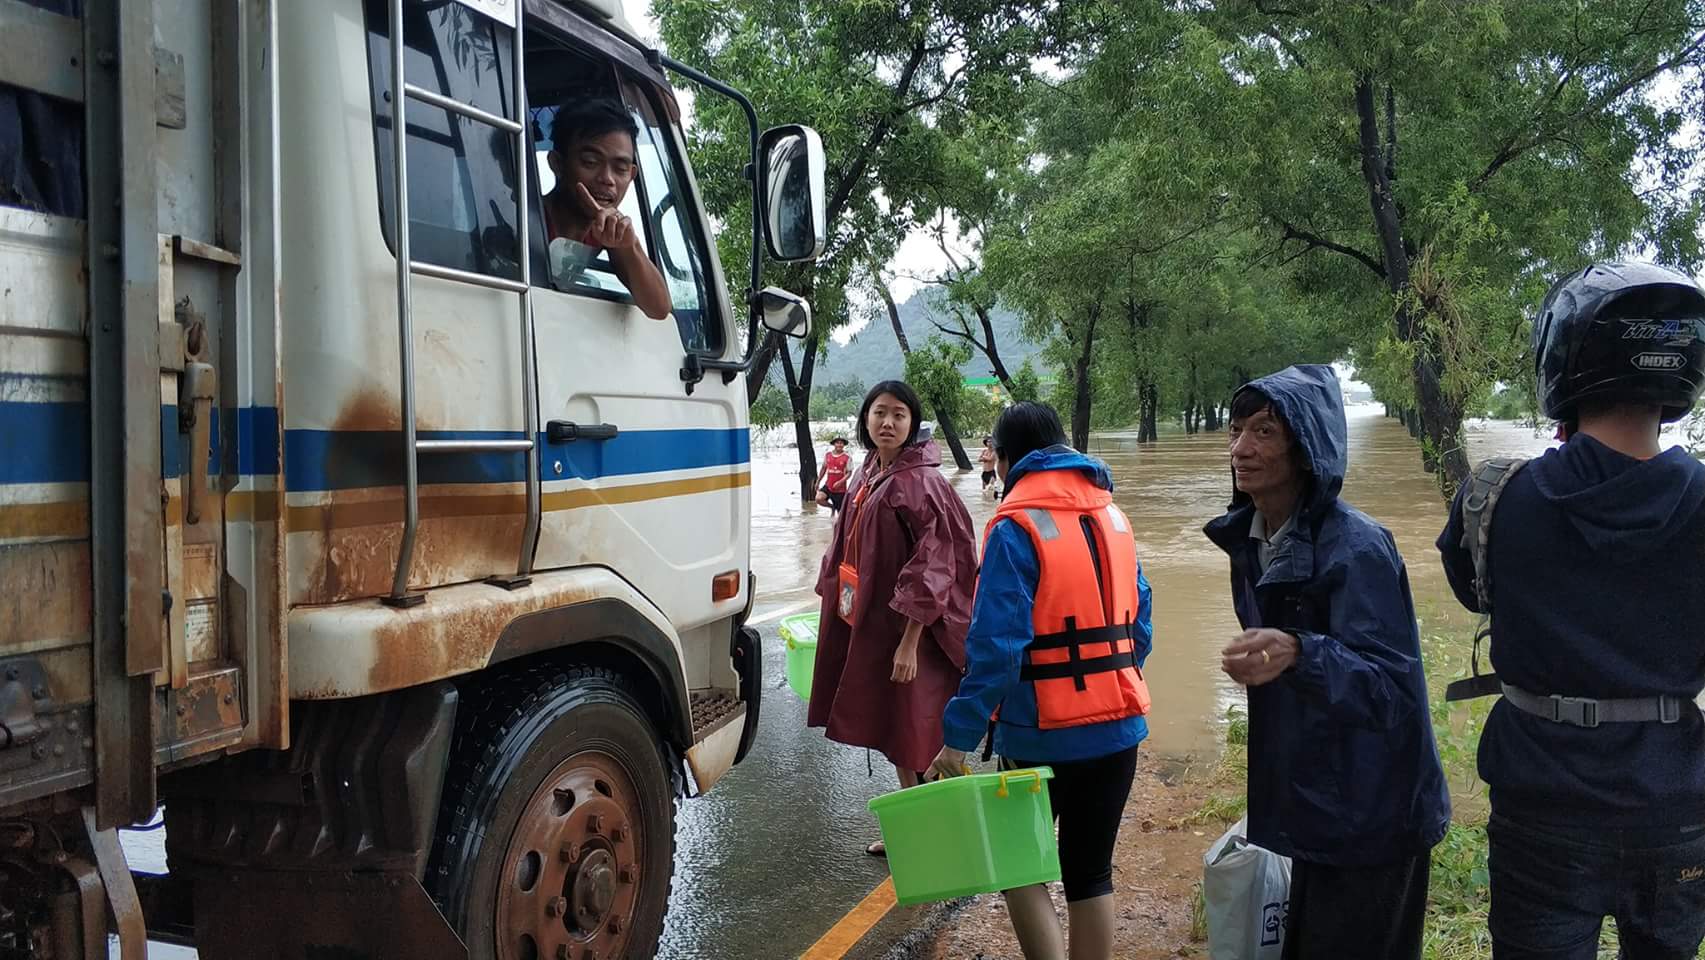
[1280,536,1429,730]
[606,243,673,320]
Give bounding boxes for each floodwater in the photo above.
[122,406,1577,958]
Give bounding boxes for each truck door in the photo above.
[525,42,750,634]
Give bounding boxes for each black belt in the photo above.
[1499,682,1692,728]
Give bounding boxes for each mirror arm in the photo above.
[652,50,767,382]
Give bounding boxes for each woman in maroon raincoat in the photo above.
[810,380,977,854]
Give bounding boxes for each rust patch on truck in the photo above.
[0,543,92,653]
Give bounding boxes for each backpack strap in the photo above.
[1444,457,1529,703]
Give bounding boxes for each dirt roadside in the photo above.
[919,747,1231,960]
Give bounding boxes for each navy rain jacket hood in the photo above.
[1205,365,1451,865]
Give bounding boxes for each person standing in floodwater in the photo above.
[931,402,1152,960]
[815,436,852,514]
[1203,365,1449,960]
[810,380,977,856]
[979,436,999,498]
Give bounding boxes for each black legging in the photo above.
[1003,744,1141,901]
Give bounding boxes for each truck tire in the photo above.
[428,664,677,959]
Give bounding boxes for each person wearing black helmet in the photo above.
[1437,261,1705,958]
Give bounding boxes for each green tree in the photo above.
[1073,0,1705,492]
[657,0,1064,500]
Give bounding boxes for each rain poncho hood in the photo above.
[1205,365,1450,865]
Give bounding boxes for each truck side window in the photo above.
[622,80,723,355]
[363,0,522,281]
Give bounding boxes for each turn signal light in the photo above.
[712,570,742,602]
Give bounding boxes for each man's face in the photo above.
[832,441,845,454]
[1228,406,1301,497]
[549,128,637,208]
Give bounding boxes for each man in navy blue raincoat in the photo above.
[1204,365,1449,959]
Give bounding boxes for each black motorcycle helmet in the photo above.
[1533,261,1705,423]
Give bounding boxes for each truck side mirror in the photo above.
[759,125,826,262]
[757,287,812,340]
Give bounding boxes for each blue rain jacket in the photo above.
[1203,365,1450,866]
[942,446,1151,763]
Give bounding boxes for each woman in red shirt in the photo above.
[815,436,852,513]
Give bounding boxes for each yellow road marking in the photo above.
[798,876,896,960]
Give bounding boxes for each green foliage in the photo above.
[811,379,867,421]
[749,382,792,432]
[1009,360,1043,404]
[902,337,974,423]
[956,388,1005,438]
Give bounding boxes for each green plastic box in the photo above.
[867,767,1060,905]
[778,612,819,702]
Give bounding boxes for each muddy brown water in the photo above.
[123,407,1567,958]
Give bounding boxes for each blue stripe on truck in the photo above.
[0,402,750,491]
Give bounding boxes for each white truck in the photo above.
[0,0,823,956]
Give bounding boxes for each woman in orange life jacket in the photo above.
[929,402,1153,960]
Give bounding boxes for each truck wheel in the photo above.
[428,665,677,960]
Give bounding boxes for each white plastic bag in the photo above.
[1203,817,1291,960]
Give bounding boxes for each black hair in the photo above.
[1229,385,1276,423]
[550,97,639,153]
[857,380,924,451]
[829,436,847,445]
[992,401,1068,465]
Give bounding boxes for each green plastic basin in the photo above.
[867,767,1060,905]
[778,612,818,702]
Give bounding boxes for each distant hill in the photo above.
[805,289,1048,390]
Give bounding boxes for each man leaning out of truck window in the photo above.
[543,97,671,320]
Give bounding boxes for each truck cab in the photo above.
[0,0,821,956]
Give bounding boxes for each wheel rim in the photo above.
[496,750,644,960]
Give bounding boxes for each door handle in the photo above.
[546,421,619,442]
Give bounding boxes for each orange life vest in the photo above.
[986,467,1151,729]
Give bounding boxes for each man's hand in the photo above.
[575,183,637,250]
[1221,628,1300,687]
[928,746,969,782]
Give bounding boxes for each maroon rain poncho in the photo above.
[808,440,977,773]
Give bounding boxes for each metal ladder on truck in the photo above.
[384,0,539,607]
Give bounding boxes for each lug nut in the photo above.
[610,825,628,843]
[545,896,567,917]
[587,815,603,834]
[559,841,578,864]
[618,865,637,885]
[555,946,570,960]
[608,916,623,934]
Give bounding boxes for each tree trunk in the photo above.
[1354,76,1470,494]
[1069,305,1100,452]
[1205,403,1223,432]
[971,304,1016,393]
[1138,383,1159,443]
[875,272,973,470]
[778,335,819,504]
[746,331,781,405]
[932,408,973,471]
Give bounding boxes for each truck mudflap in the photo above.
[191,872,466,960]
[732,624,761,765]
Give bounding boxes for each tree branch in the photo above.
[1278,219,1387,278]
[1471,32,1705,192]
[826,35,932,222]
